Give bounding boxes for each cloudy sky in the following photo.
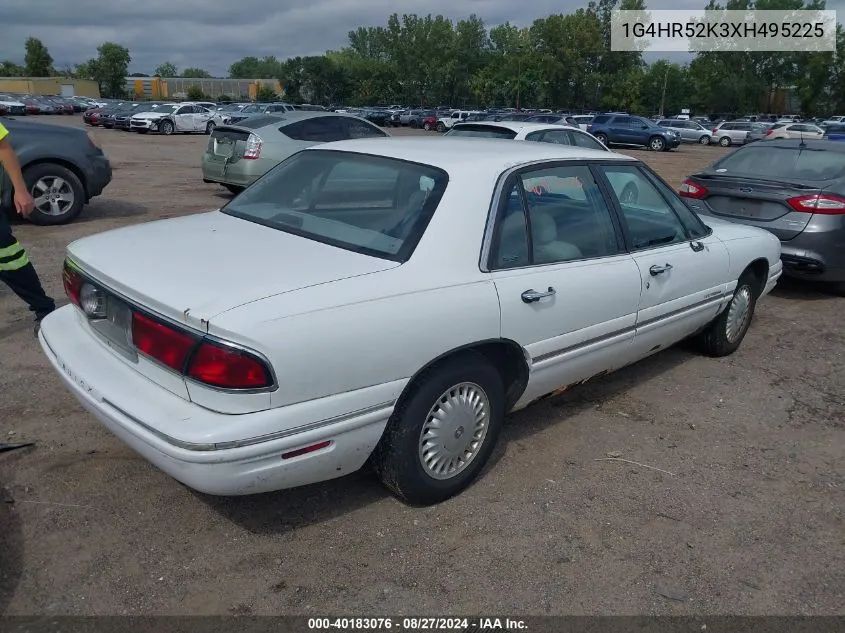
[1,0,841,76]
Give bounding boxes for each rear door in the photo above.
[596,162,729,357]
[174,105,194,131]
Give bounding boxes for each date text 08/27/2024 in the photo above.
[306,617,528,631]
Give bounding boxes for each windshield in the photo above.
[241,104,263,113]
[222,150,449,262]
[149,104,176,114]
[445,125,517,139]
[713,145,845,181]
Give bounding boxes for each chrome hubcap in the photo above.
[725,286,753,343]
[32,177,74,216]
[419,382,490,480]
[651,139,663,149]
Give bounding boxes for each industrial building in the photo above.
[0,77,100,97]
[126,77,282,100]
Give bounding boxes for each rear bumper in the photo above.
[84,155,112,199]
[201,154,269,187]
[38,306,392,496]
[780,223,845,282]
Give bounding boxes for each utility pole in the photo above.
[659,65,669,117]
[516,50,522,111]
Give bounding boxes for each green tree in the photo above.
[89,42,132,98]
[154,62,177,77]
[186,85,207,100]
[255,85,278,101]
[640,61,691,116]
[229,56,283,78]
[0,61,26,77]
[182,67,212,78]
[24,37,53,76]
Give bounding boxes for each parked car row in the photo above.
[0,93,101,115]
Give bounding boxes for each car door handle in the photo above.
[521,287,556,303]
[649,264,673,276]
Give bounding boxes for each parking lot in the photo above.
[0,117,842,616]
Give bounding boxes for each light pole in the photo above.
[515,45,523,111]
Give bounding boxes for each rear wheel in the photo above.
[719,136,731,147]
[595,132,608,146]
[205,121,215,134]
[699,271,759,357]
[436,122,446,133]
[372,353,504,505]
[423,122,432,131]
[224,184,244,195]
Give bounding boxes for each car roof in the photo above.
[453,121,578,134]
[229,111,369,130]
[311,137,635,174]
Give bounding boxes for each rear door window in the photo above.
[345,118,389,139]
[282,117,347,142]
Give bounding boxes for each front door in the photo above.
[595,163,730,359]
[489,163,643,408]
[174,105,194,131]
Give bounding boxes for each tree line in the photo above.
[2,0,844,115]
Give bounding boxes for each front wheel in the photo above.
[649,136,666,151]
[423,122,432,131]
[719,136,731,147]
[205,121,215,134]
[159,119,174,135]
[436,122,446,133]
[699,135,710,145]
[595,133,608,146]
[24,163,85,225]
[372,353,504,505]
[699,272,758,357]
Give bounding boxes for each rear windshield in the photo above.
[445,124,517,139]
[714,145,845,181]
[222,150,449,262]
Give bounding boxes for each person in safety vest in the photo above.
[0,120,56,335]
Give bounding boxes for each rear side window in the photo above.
[345,118,388,139]
[714,145,845,181]
[571,130,608,151]
[445,124,517,139]
[283,117,347,142]
[591,115,610,125]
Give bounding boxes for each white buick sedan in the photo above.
[39,138,782,505]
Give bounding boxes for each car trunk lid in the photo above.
[691,173,821,240]
[67,210,401,328]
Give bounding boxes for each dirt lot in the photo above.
[0,117,842,617]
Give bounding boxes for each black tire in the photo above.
[159,119,174,135]
[136,129,148,134]
[436,122,446,133]
[699,271,759,357]
[719,136,731,147]
[23,163,85,226]
[649,136,666,151]
[699,135,710,145]
[224,184,244,194]
[595,133,608,146]
[205,121,215,134]
[372,353,505,505]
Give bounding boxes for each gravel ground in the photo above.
[0,117,842,616]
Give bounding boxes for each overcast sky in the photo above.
[1,0,841,76]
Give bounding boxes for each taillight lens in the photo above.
[712,128,719,135]
[243,133,262,159]
[62,259,83,306]
[679,178,708,199]
[132,311,198,372]
[766,129,774,135]
[786,193,845,215]
[186,341,272,389]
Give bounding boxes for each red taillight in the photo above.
[131,312,198,372]
[679,178,708,199]
[712,128,718,135]
[186,341,272,389]
[62,260,83,306]
[786,193,845,215]
[281,441,332,460]
[766,129,774,135]
[243,133,262,160]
